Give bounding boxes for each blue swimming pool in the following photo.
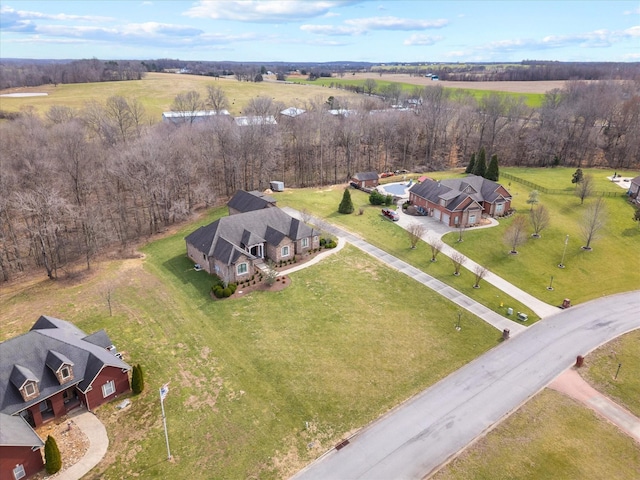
[381,183,409,195]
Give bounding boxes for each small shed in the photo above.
[629,175,640,199]
[270,181,285,192]
[351,172,379,189]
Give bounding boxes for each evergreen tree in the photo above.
[572,168,584,184]
[486,154,500,181]
[472,147,487,178]
[338,188,354,214]
[45,435,62,474]
[465,153,476,174]
[132,364,144,394]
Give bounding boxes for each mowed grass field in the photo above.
[1,205,501,479]
[439,167,640,305]
[0,71,357,119]
[432,388,640,480]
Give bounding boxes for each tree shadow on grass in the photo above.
[621,227,640,237]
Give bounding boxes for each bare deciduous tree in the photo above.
[576,174,594,204]
[450,251,467,276]
[504,215,528,254]
[206,85,229,112]
[580,197,607,250]
[171,91,205,123]
[529,204,550,238]
[428,239,443,262]
[473,264,488,288]
[407,223,426,249]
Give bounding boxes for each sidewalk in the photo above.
[394,205,560,318]
[51,409,108,480]
[550,368,640,443]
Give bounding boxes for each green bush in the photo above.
[229,283,237,294]
[384,194,393,206]
[45,435,62,474]
[338,188,354,214]
[369,190,385,205]
[319,238,326,247]
[213,286,224,298]
[223,287,232,297]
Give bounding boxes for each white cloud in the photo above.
[0,5,112,22]
[184,0,358,22]
[623,7,640,15]
[403,34,443,46]
[302,15,448,36]
[623,25,640,37]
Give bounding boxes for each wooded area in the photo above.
[1,79,638,281]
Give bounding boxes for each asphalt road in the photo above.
[292,291,640,480]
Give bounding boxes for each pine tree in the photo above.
[486,154,500,181]
[472,147,486,178]
[45,435,62,474]
[465,153,476,174]
[132,364,144,394]
[338,188,354,214]
[572,168,584,184]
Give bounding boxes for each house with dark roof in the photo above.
[409,175,512,227]
[227,190,277,216]
[0,414,44,480]
[351,171,379,189]
[185,208,319,283]
[629,175,640,200]
[0,316,131,480]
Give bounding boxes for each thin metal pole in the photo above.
[615,363,622,380]
[558,234,569,268]
[160,389,171,460]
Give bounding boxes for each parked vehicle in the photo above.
[381,208,400,221]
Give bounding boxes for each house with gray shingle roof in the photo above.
[351,171,379,189]
[0,316,131,480]
[227,190,277,215]
[185,208,319,283]
[409,175,512,227]
[0,413,44,479]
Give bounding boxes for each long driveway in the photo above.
[292,291,640,480]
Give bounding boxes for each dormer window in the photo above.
[46,350,74,385]
[24,382,36,397]
[61,366,71,380]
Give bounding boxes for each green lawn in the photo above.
[0,72,358,119]
[3,205,500,479]
[277,186,540,322]
[439,168,640,305]
[582,329,640,418]
[432,389,640,480]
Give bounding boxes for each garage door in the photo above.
[441,213,450,225]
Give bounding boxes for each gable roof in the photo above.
[185,208,318,266]
[227,190,276,214]
[234,115,277,126]
[352,171,379,181]
[0,413,44,447]
[631,175,640,186]
[410,175,510,211]
[0,316,130,416]
[280,107,306,117]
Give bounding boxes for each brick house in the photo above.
[351,172,379,189]
[185,208,319,283]
[0,414,44,480]
[409,175,512,227]
[0,316,131,479]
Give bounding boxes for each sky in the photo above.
[1,1,639,63]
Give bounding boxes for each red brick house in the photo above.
[408,175,512,227]
[0,316,131,479]
[351,171,379,189]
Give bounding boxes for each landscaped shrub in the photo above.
[132,364,144,394]
[229,283,237,294]
[384,194,393,206]
[369,190,385,205]
[324,239,337,249]
[45,435,62,474]
[319,238,326,247]
[223,287,232,297]
[212,286,224,298]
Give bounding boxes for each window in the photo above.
[13,464,26,480]
[281,246,290,257]
[469,214,476,224]
[301,238,309,248]
[236,263,248,275]
[24,382,36,397]
[61,366,71,379]
[454,216,459,225]
[102,380,116,398]
[496,204,504,213]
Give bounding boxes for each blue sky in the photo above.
[1,1,639,62]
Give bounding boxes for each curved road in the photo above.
[292,291,640,480]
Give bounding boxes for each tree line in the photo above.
[1,80,638,282]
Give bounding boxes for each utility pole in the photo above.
[558,234,569,268]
